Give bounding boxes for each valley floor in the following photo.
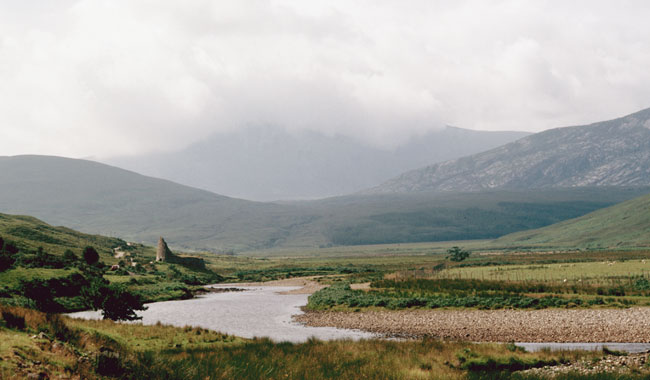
[296,307,650,342]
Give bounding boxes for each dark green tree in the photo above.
[83,246,100,266]
[82,277,147,321]
[19,278,64,312]
[63,249,78,264]
[446,246,471,262]
[99,284,147,321]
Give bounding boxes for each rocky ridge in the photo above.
[368,107,650,194]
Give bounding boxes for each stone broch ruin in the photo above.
[155,236,206,269]
[156,236,173,262]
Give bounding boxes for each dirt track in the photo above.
[295,307,650,342]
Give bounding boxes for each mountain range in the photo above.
[105,125,530,200]
[368,107,650,194]
[3,108,650,252]
[0,156,646,252]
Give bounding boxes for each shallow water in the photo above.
[517,342,650,353]
[68,285,375,343]
[68,285,650,350]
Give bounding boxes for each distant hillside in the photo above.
[1,156,646,252]
[0,155,315,252]
[368,107,650,194]
[106,126,530,200]
[493,192,650,250]
[0,212,153,262]
[296,188,650,246]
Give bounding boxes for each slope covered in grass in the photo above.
[494,192,650,249]
[0,213,152,262]
[0,155,314,252]
[2,155,648,251]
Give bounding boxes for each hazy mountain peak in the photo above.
[105,125,530,201]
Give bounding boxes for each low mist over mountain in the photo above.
[105,126,530,201]
[368,108,650,194]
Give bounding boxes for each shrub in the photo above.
[1,310,26,330]
[83,246,100,266]
[0,251,15,272]
[446,246,471,262]
[45,313,79,343]
[15,247,67,269]
[99,284,147,321]
[96,347,126,377]
[63,249,79,265]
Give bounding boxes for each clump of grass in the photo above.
[44,313,79,344]
[602,346,627,357]
[460,355,561,372]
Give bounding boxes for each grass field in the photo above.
[439,260,650,282]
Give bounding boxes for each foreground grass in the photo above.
[129,339,581,380]
[0,305,617,379]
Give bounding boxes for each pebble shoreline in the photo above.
[295,307,650,342]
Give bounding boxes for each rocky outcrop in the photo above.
[367,107,650,194]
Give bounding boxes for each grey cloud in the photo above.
[1,1,650,158]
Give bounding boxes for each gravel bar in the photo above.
[295,307,650,342]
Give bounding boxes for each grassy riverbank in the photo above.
[1,305,628,380]
[301,249,650,312]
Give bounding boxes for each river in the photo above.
[68,285,375,343]
[68,285,650,352]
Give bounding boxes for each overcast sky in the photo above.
[2,1,650,158]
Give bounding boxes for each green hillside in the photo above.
[0,155,314,252]
[494,192,650,249]
[0,212,222,315]
[307,189,644,246]
[1,155,648,252]
[0,213,153,263]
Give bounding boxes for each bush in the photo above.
[461,355,559,372]
[96,347,126,377]
[447,246,471,262]
[99,284,147,321]
[18,273,92,312]
[15,247,67,269]
[83,246,100,266]
[63,249,79,265]
[0,251,15,272]
[45,313,79,343]
[83,278,147,321]
[19,278,66,312]
[1,310,26,330]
